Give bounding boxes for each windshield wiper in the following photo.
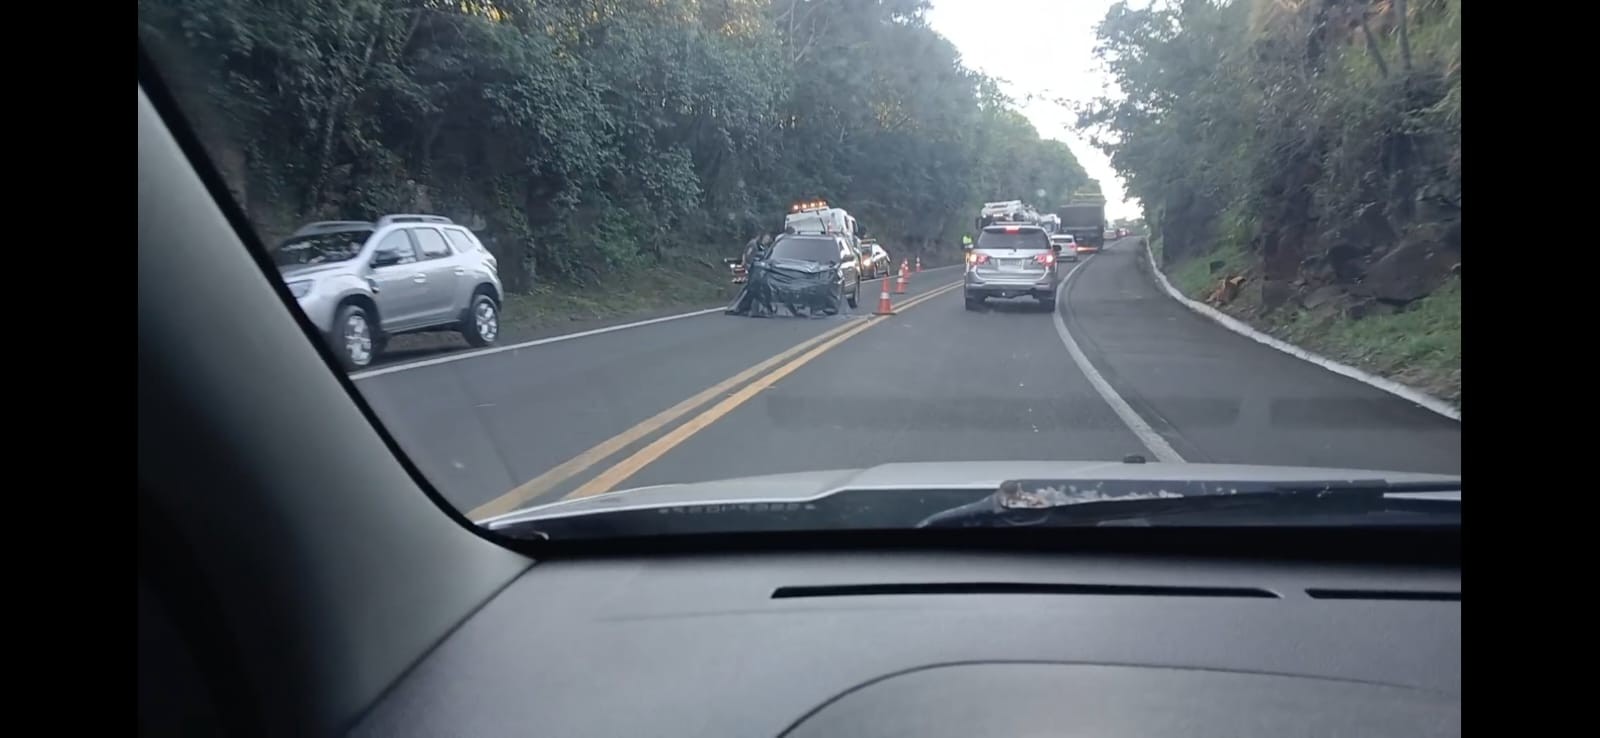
[915,478,1460,529]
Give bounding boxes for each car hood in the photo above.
[760,257,834,274]
[481,460,1459,528]
[278,261,358,280]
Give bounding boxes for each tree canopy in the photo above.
[1080,0,1460,287]
[140,0,1094,291]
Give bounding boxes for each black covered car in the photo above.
[727,233,862,317]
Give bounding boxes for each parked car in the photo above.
[726,232,862,317]
[274,214,503,370]
[859,239,891,278]
[1104,228,1119,242]
[964,224,1061,312]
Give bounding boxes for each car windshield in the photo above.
[769,238,839,263]
[141,0,1460,540]
[274,231,373,267]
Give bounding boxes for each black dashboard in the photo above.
[350,549,1460,737]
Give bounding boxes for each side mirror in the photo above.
[371,251,402,268]
[1051,243,1062,253]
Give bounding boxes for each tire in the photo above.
[331,303,377,371]
[964,294,983,311]
[847,277,860,309]
[461,292,500,347]
[1038,296,1057,313]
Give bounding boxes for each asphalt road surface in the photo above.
[353,240,1461,518]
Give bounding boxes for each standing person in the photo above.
[742,232,773,267]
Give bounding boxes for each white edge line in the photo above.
[350,307,724,380]
[1051,256,1187,463]
[1140,239,1460,422]
[350,263,966,380]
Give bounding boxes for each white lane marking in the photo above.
[1052,254,1187,463]
[1139,239,1460,421]
[351,263,965,380]
[350,307,724,380]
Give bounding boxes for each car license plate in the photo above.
[999,259,1023,272]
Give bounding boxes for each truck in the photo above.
[1055,192,1108,254]
[976,200,1039,231]
[785,199,862,244]
[784,198,867,270]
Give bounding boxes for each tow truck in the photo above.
[784,198,867,268]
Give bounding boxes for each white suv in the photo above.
[963,224,1062,311]
[273,214,503,369]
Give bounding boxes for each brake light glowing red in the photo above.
[1034,252,1055,265]
[1004,226,1020,233]
[966,252,989,266]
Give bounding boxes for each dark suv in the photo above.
[766,232,862,311]
[962,224,1061,311]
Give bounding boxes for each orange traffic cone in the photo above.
[874,280,895,315]
[895,263,908,294]
[915,256,922,273]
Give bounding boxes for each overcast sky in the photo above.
[925,0,1145,221]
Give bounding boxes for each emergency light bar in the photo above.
[789,199,829,213]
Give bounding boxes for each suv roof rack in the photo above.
[376,214,454,227]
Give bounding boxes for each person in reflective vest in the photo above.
[961,233,974,248]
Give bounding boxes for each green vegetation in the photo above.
[138,0,1091,326]
[1080,0,1461,403]
[1270,277,1461,403]
[1168,240,1246,298]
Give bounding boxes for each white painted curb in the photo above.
[1140,239,1460,422]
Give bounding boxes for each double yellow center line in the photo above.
[468,279,964,521]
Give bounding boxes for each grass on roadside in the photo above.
[1269,277,1461,403]
[1159,237,1461,406]
[1168,240,1248,298]
[499,264,731,335]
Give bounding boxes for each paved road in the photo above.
[354,240,1460,517]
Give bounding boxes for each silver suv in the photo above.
[274,215,504,369]
[963,224,1061,311]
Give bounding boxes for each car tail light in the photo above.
[1034,253,1055,266]
[967,252,989,266]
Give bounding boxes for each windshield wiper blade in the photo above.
[915,479,1460,529]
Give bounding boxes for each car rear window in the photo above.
[978,230,1050,250]
[770,237,840,263]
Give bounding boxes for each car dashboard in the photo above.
[350,549,1460,737]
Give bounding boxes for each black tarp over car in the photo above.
[729,235,851,316]
[725,257,845,317]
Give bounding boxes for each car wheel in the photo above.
[1038,296,1057,313]
[964,294,983,311]
[461,293,499,347]
[332,303,376,370]
[847,278,860,309]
